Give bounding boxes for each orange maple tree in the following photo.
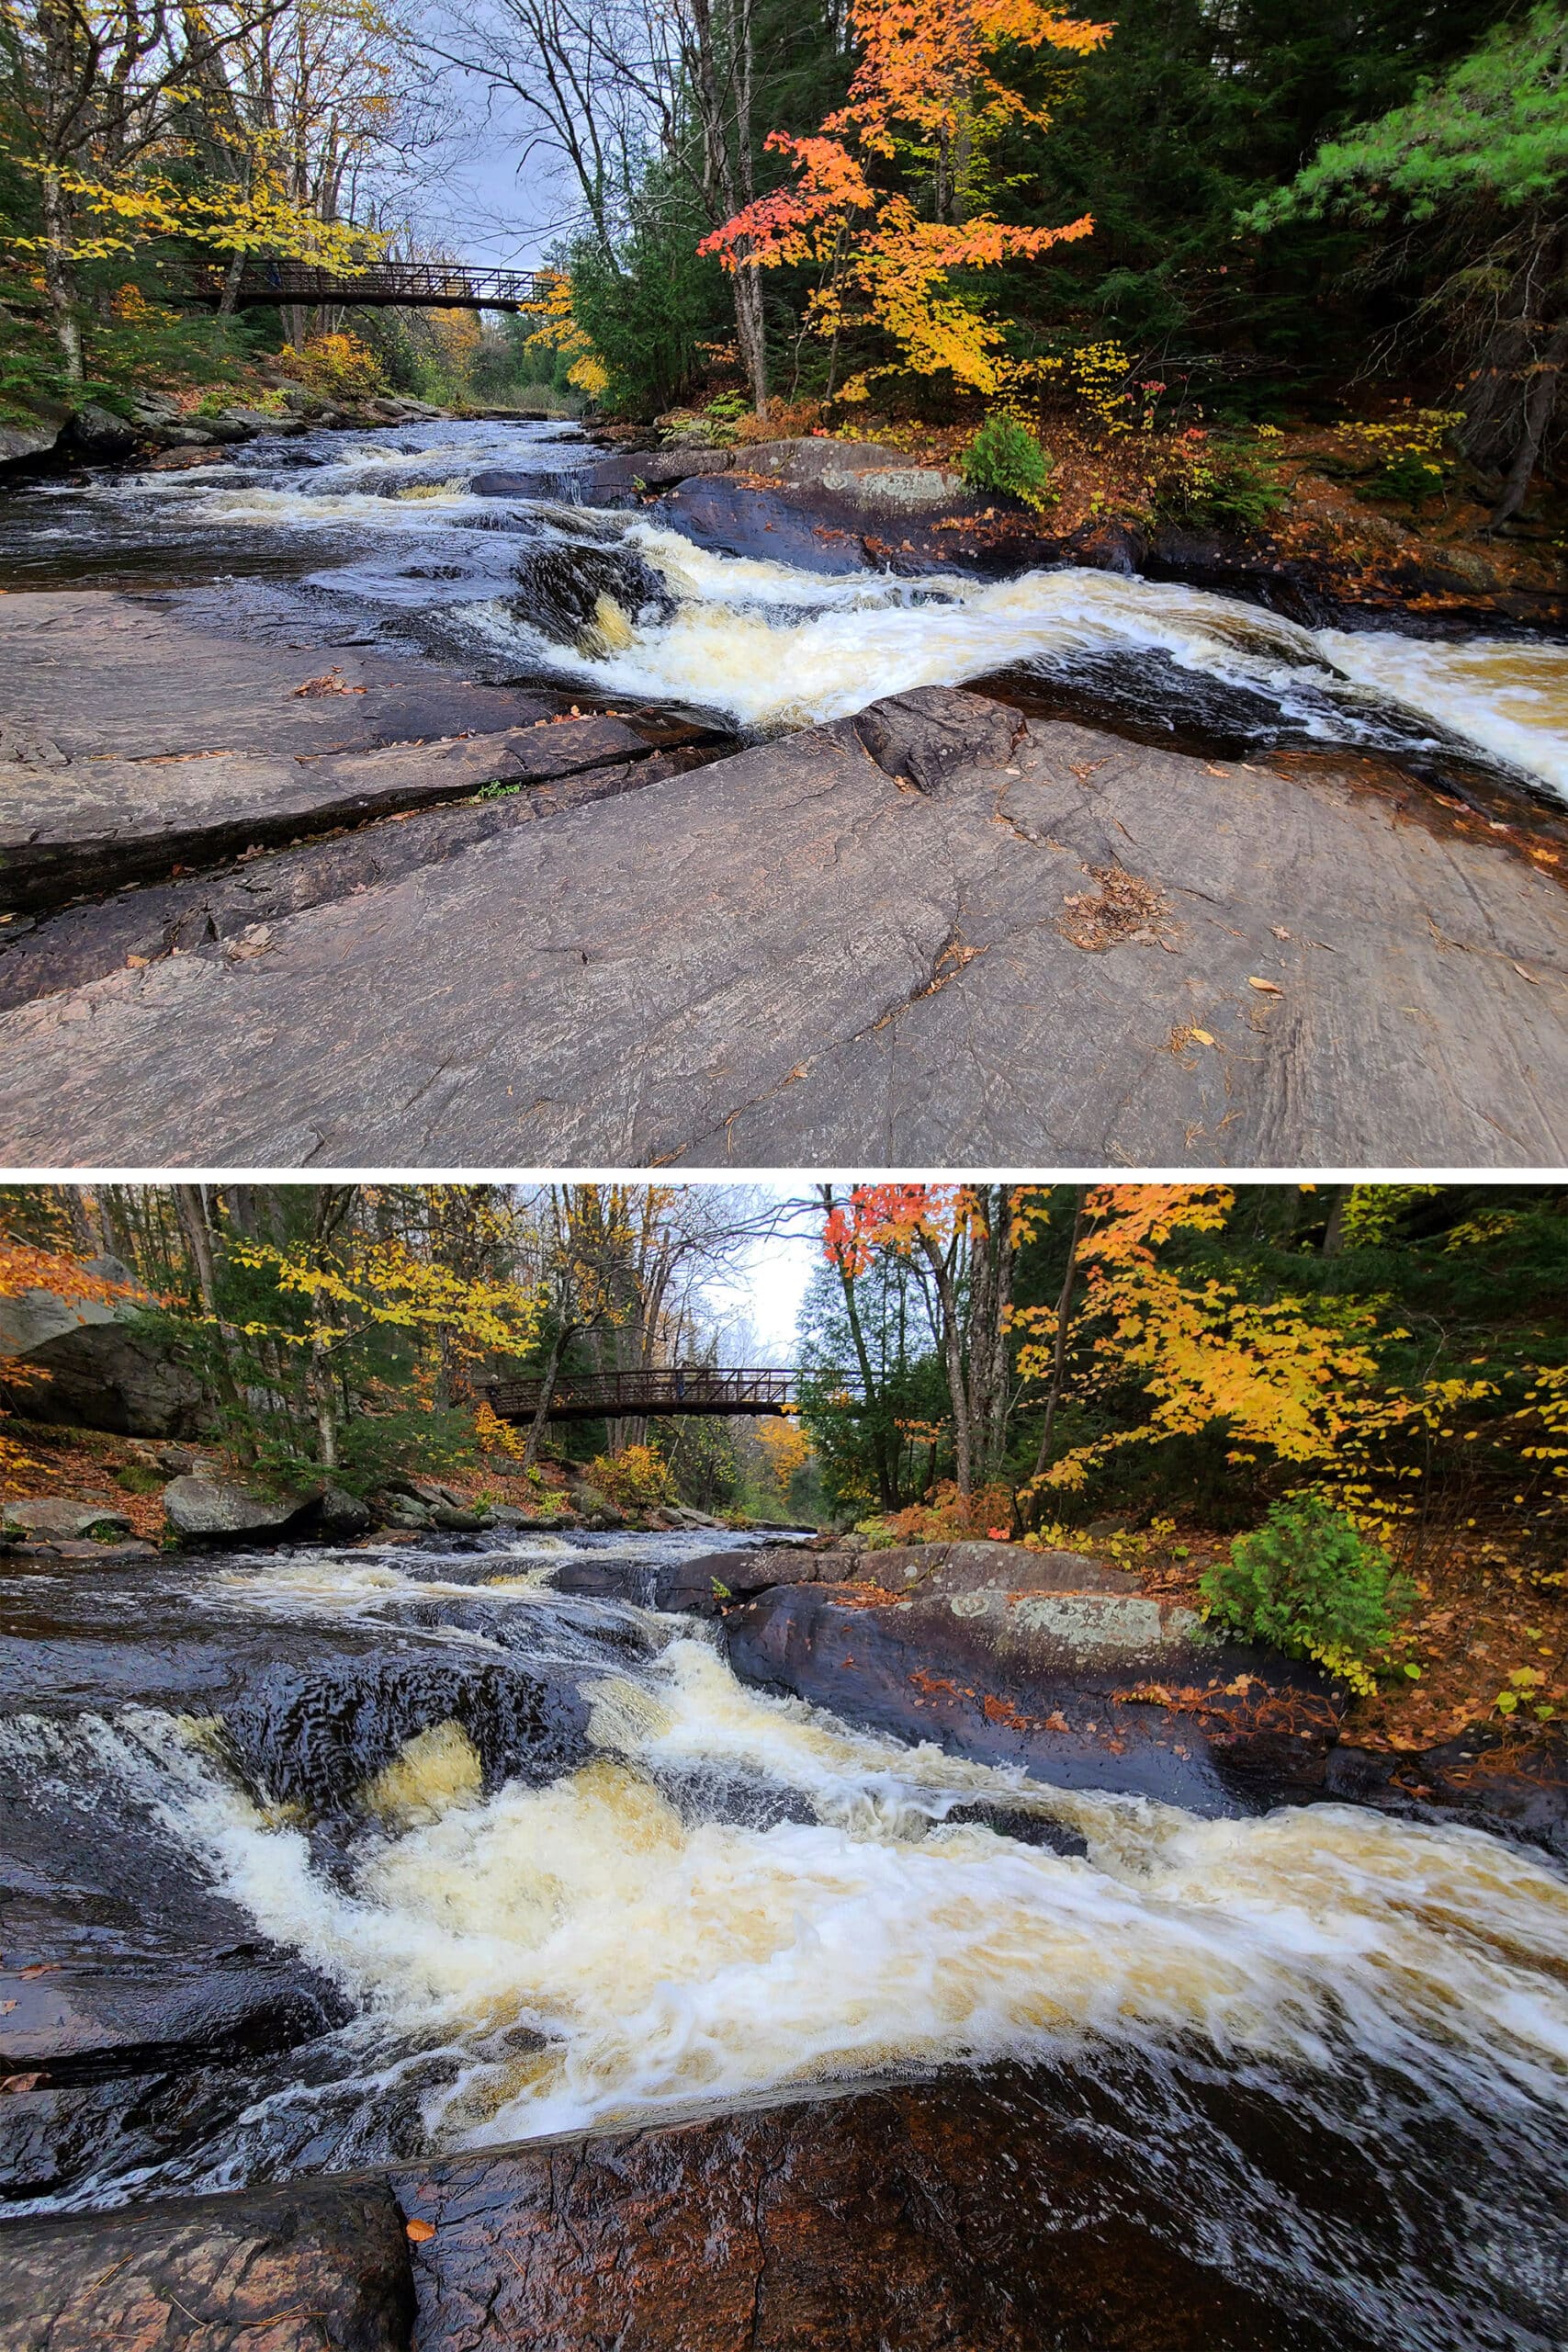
[700,0,1111,397]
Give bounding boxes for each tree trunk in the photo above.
[282,301,308,350]
[917,1234,972,1497]
[39,170,83,382]
[219,251,246,316]
[1493,311,1568,526]
[173,1182,251,1449]
[731,259,769,414]
[523,1327,570,1468]
[1320,1185,1350,1258]
[1031,1190,1086,1490]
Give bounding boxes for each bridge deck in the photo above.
[192,262,547,314]
[476,1369,795,1423]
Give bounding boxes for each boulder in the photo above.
[219,405,303,435]
[373,1492,434,1530]
[654,1543,840,1616]
[0,2178,414,2352]
[0,423,61,470]
[319,1486,373,1536]
[428,1503,491,1532]
[0,1254,205,1439]
[161,1473,321,1544]
[485,1503,535,1528]
[725,1568,1343,1813]
[65,402,138,458]
[0,1499,131,1541]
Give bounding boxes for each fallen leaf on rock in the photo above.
[1247,977,1284,995]
[1,2073,46,2095]
[405,2218,436,2243]
[125,954,149,968]
[1190,1027,1216,1046]
[1513,964,1540,984]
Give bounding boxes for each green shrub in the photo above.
[1150,428,1285,532]
[960,413,1056,510]
[1201,1495,1412,1693]
[116,1462,164,1495]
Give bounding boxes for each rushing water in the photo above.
[3,1532,1565,2348]
[3,418,1566,799]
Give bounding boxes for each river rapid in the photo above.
[3,417,1566,798]
[3,1528,1565,2350]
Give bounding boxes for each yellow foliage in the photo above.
[586,1444,674,1511]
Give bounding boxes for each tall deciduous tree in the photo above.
[701,0,1109,397]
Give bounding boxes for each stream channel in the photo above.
[3,1526,1566,2350]
[3,417,1567,799]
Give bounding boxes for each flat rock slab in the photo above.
[0,746,706,1010]
[2,682,1565,1166]
[0,2178,413,2352]
[2,703,686,910]
[391,2068,1332,2352]
[725,1580,1341,1812]
[0,590,559,767]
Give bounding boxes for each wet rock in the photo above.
[391,2067,1336,2352]
[581,446,738,499]
[0,412,66,471]
[0,2177,415,2352]
[162,1473,321,1545]
[485,1504,535,1528]
[508,540,678,647]
[0,2066,262,2204]
[429,1504,491,1532]
[320,1486,374,1537]
[725,1577,1341,1814]
[1325,1732,1568,1860]
[655,1542,840,1616]
[220,1653,590,1815]
[0,1498,131,1541]
[0,1951,348,2082]
[64,403,138,459]
[0,1252,205,1438]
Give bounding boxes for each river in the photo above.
[2,418,1566,799]
[3,1528,1565,2350]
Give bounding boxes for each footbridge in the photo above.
[194,260,548,313]
[475,1368,800,1423]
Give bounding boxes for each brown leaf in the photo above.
[1190,1027,1216,1046]
[1,2073,46,2096]
[405,2218,437,2243]
[1513,963,1540,984]
[1247,977,1283,995]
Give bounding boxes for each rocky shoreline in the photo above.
[2,587,1566,1166]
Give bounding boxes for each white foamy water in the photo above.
[34,1616,1560,2156]
[470,521,1568,791]
[30,416,1562,796]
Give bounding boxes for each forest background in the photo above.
[1,0,1563,524]
[3,1181,1567,1754]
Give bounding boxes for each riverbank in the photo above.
[586,422,1567,637]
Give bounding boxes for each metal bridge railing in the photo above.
[192,261,549,314]
[474,1368,797,1423]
